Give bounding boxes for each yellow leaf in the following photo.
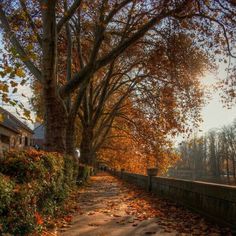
[0,83,9,92]
[4,66,12,74]
[23,108,31,119]
[10,81,18,87]
[0,113,4,122]
[26,44,34,51]
[2,94,10,103]
[20,79,27,86]
[16,68,25,78]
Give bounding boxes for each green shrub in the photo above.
[0,150,79,235]
[0,173,15,215]
[6,183,38,235]
[64,155,79,186]
[0,150,48,183]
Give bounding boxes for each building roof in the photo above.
[33,123,45,139]
[0,107,34,134]
[0,117,20,134]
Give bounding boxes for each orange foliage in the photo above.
[97,33,210,174]
[98,98,180,175]
[35,212,43,225]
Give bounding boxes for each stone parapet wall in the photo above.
[112,170,236,230]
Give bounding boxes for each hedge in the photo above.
[0,149,78,235]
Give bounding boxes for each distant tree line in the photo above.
[170,119,236,185]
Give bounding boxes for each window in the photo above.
[30,139,34,146]
[25,137,28,146]
[11,137,16,147]
[1,134,10,144]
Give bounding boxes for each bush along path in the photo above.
[0,150,79,236]
[57,172,232,236]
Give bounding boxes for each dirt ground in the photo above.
[58,172,232,236]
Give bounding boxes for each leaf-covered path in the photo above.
[58,172,231,236]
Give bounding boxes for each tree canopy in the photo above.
[0,0,236,168]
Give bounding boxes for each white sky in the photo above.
[175,62,236,145]
[199,61,236,132]
[200,78,236,133]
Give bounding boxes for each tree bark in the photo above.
[41,1,67,152]
[43,87,67,152]
[80,126,95,165]
[65,115,77,156]
[226,156,230,184]
[231,154,236,184]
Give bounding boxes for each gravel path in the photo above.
[58,172,231,236]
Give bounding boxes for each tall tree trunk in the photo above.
[216,155,221,180]
[80,126,95,165]
[66,114,77,156]
[231,154,236,184]
[226,156,230,184]
[43,88,67,152]
[65,87,87,156]
[41,1,67,152]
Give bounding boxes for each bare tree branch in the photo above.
[173,13,236,58]
[59,12,169,98]
[57,0,82,34]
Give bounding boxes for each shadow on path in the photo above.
[58,172,231,236]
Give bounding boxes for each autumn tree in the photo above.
[97,33,210,172]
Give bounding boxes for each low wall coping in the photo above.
[118,171,236,202]
[152,176,236,202]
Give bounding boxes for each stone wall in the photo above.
[112,170,236,230]
[121,171,147,189]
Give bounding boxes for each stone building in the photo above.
[0,107,34,153]
[33,122,45,150]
